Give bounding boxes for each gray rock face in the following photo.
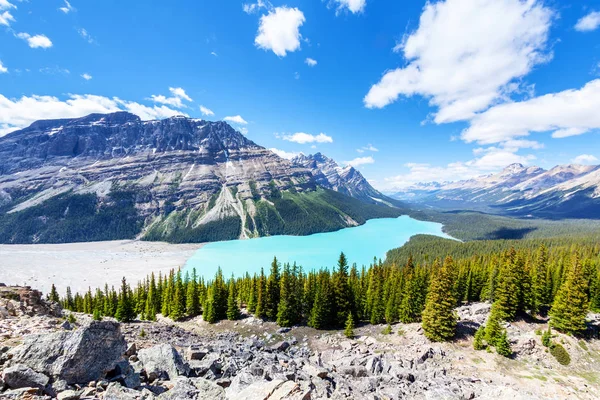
[9,320,126,384]
[137,344,190,381]
[2,364,49,390]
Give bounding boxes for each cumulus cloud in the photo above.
[333,0,366,14]
[278,132,333,144]
[462,79,600,144]
[199,105,214,116]
[17,33,53,49]
[575,11,600,32]
[150,87,193,108]
[571,154,599,165]
[0,0,16,10]
[0,93,183,136]
[59,0,75,14]
[255,6,305,57]
[305,58,317,67]
[0,60,7,74]
[224,115,248,125]
[364,0,553,124]
[81,73,92,80]
[0,10,15,26]
[270,148,301,160]
[344,156,375,167]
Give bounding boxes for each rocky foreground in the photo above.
[1,285,600,400]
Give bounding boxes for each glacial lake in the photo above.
[183,215,453,279]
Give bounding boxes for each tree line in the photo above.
[54,238,600,355]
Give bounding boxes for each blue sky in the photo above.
[1,0,599,191]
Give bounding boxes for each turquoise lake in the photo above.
[184,215,452,279]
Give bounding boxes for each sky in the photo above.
[0,0,599,192]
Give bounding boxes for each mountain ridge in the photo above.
[0,112,405,244]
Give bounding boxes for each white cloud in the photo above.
[462,79,600,144]
[364,0,553,124]
[357,144,378,153]
[243,0,271,14]
[150,87,192,108]
[81,73,92,80]
[344,156,375,167]
[224,115,248,125]
[238,127,249,135]
[0,1,16,10]
[575,11,600,32]
[270,148,301,160]
[199,105,214,116]
[17,33,53,49]
[0,10,15,26]
[59,0,75,14]
[255,6,305,57]
[278,132,333,144]
[571,154,598,165]
[0,60,7,74]
[380,147,536,190]
[210,51,218,57]
[333,0,366,14]
[0,93,184,136]
[305,58,317,67]
[77,28,95,44]
[39,66,70,75]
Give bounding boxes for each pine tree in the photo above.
[115,277,135,322]
[170,271,185,321]
[550,255,590,334]
[65,286,74,310]
[491,249,520,321]
[255,268,268,319]
[145,273,157,321]
[344,312,355,338]
[247,276,258,313]
[49,284,60,303]
[186,268,200,317]
[484,311,503,346]
[309,271,334,329]
[203,286,217,323]
[226,279,241,320]
[333,252,353,327]
[422,258,457,342]
[532,245,548,314]
[277,264,299,327]
[265,257,281,320]
[495,330,512,357]
[93,307,102,321]
[473,325,486,350]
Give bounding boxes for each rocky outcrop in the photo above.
[137,344,190,381]
[0,285,62,319]
[2,364,49,390]
[8,320,126,384]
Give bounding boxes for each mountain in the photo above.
[392,163,600,219]
[0,112,403,244]
[291,153,401,207]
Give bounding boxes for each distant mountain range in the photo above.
[0,112,404,244]
[392,163,600,219]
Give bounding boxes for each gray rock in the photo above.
[8,321,126,385]
[185,346,208,361]
[56,389,80,400]
[157,377,225,400]
[2,364,49,390]
[138,344,190,381]
[103,382,144,400]
[270,341,290,352]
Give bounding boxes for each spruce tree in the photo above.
[170,271,185,321]
[473,325,486,350]
[421,258,457,342]
[203,286,217,323]
[277,264,298,327]
[255,268,268,319]
[115,277,135,322]
[309,271,334,329]
[532,245,548,314]
[344,312,355,338]
[145,273,157,321]
[186,268,200,317]
[265,257,281,320]
[49,284,60,303]
[492,249,520,321]
[495,330,512,357]
[550,255,589,334]
[333,252,353,327]
[484,311,503,346]
[226,279,241,320]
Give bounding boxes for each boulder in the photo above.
[8,320,126,385]
[2,364,49,390]
[103,382,145,400]
[235,379,286,400]
[56,389,81,400]
[157,377,225,400]
[138,344,190,381]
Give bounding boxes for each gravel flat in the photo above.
[0,240,201,295]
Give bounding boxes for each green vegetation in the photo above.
[344,313,355,338]
[549,343,571,365]
[56,236,598,345]
[0,191,141,244]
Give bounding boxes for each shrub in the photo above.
[139,328,147,338]
[382,325,392,335]
[397,327,405,336]
[474,325,487,350]
[67,314,76,324]
[579,340,588,351]
[535,329,542,336]
[542,327,552,347]
[549,343,571,366]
